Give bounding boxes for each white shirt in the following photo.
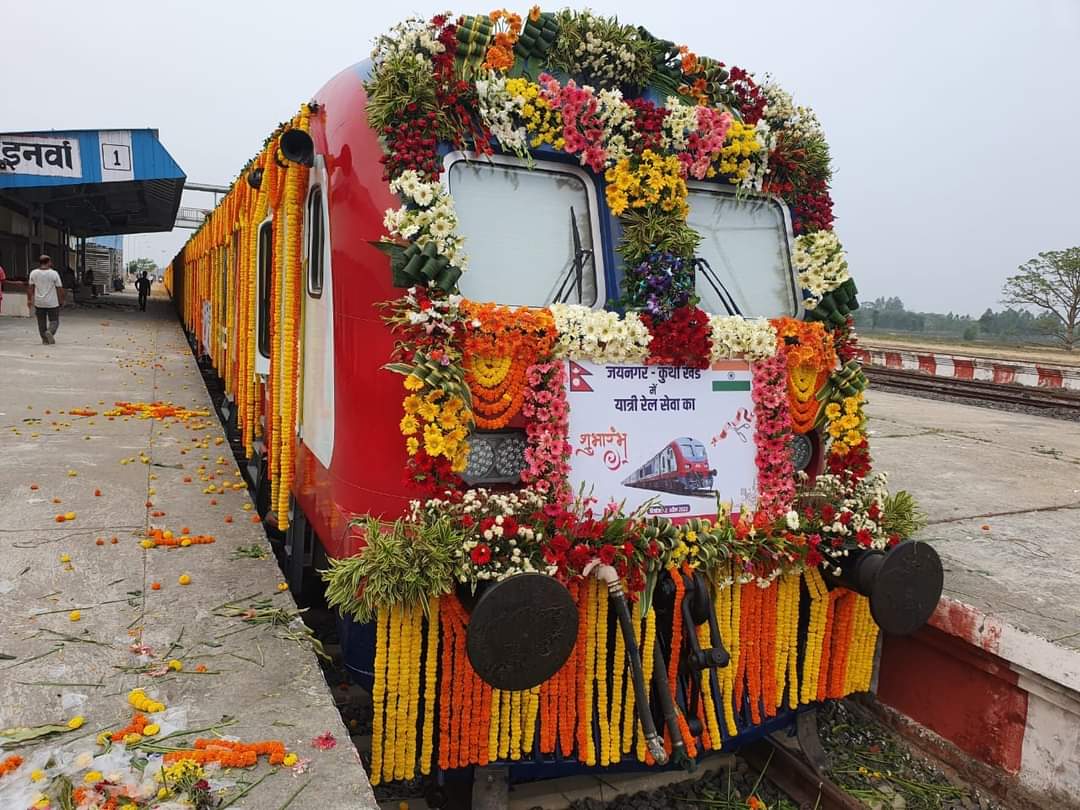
[29,268,63,308]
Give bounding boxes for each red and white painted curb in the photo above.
[854,347,1080,391]
[877,597,1080,803]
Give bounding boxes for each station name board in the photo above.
[0,134,82,178]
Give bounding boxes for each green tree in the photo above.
[126,258,157,276]
[1002,248,1080,351]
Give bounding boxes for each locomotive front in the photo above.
[171,5,946,796]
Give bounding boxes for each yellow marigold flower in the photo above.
[67,715,85,729]
[405,437,420,456]
[168,659,183,671]
[69,610,81,622]
[123,732,142,745]
[417,402,438,422]
[277,581,289,592]
[143,723,160,736]
[283,753,298,767]
[845,430,863,446]
[30,769,45,782]
[157,787,169,799]
[827,422,843,438]
[824,402,841,419]
[832,440,849,455]
[399,414,419,436]
[403,374,424,391]
[842,396,860,414]
[178,574,191,586]
[402,395,421,415]
[85,770,103,783]
[60,553,71,563]
[139,539,154,549]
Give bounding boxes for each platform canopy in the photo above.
[0,129,185,236]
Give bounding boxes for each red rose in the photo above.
[470,544,492,565]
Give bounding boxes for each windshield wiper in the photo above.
[549,206,594,305]
[694,257,742,316]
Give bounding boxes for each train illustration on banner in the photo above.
[621,437,717,497]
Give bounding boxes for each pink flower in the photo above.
[311,731,338,750]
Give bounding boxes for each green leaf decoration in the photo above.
[1,722,77,749]
[371,240,462,294]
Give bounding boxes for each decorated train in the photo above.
[166,7,943,798]
[621,437,715,497]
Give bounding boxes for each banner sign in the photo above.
[0,134,82,178]
[565,360,758,519]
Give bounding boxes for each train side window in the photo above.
[257,220,272,360]
[307,186,324,297]
[445,153,604,308]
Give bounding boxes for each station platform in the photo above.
[867,390,1080,808]
[0,291,375,808]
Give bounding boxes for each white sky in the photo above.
[4,0,1079,314]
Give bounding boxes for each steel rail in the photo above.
[864,366,1080,411]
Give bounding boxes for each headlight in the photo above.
[789,432,814,472]
[462,430,528,485]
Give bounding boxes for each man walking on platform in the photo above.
[136,271,151,311]
[27,255,64,344]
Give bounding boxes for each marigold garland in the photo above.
[420,596,440,775]
[773,317,837,434]
[637,605,656,763]
[461,302,556,429]
[370,606,389,784]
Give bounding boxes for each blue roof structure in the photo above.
[0,129,185,236]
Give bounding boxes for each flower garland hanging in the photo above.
[750,353,797,518]
[772,317,837,434]
[520,361,571,501]
[461,302,556,429]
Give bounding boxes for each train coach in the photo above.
[166,7,943,801]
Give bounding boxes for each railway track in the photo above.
[865,365,1080,412]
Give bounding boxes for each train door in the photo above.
[300,156,335,468]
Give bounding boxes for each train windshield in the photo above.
[446,155,601,307]
[686,186,798,319]
[677,439,708,461]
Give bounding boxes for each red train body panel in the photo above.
[292,64,413,559]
